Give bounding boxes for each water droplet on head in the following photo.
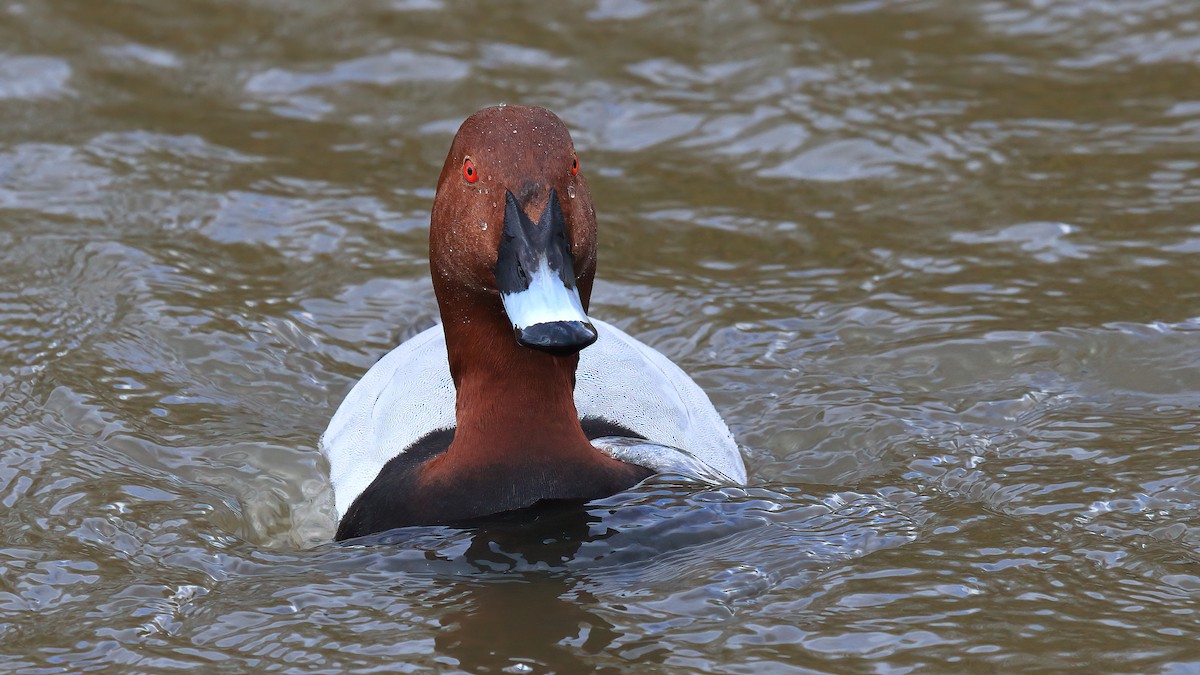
[567,185,576,199]
[480,221,488,231]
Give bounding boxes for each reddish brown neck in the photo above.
[430,303,599,472]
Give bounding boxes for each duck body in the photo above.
[323,319,746,538]
[320,105,746,541]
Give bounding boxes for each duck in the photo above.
[321,105,747,541]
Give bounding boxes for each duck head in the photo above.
[430,105,598,364]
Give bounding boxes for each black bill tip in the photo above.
[514,321,599,356]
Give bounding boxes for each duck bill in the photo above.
[496,188,598,356]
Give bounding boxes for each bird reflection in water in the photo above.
[363,501,652,672]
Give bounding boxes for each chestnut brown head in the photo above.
[430,105,598,355]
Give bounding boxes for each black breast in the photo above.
[334,419,649,541]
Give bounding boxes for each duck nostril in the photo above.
[516,261,527,283]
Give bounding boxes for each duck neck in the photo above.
[439,310,596,466]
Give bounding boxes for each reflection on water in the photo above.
[1,0,1199,671]
[372,508,625,672]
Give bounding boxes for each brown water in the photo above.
[2,0,1199,671]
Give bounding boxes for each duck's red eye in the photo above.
[570,156,579,176]
[463,158,478,183]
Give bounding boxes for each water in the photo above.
[2,0,1199,671]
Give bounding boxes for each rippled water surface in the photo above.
[2,1,1199,671]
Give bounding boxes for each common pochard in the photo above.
[322,105,746,540]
